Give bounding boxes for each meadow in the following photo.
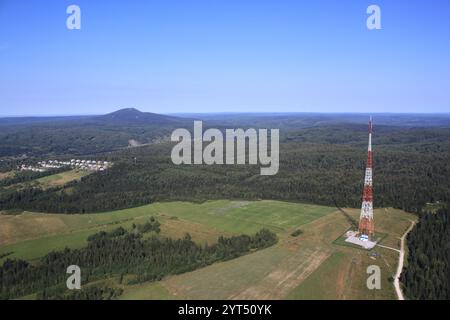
[0,200,416,300]
[0,200,335,262]
[4,169,89,191]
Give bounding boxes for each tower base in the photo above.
[345,230,377,249]
[358,217,375,241]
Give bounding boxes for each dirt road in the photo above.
[393,220,416,300]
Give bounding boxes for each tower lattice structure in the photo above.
[358,117,375,239]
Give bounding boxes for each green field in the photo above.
[36,170,89,188]
[120,282,174,300]
[0,200,416,300]
[286,252,347,300]
[6,169,89,191]
[0,200,335,262]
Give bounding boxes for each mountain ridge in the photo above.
[95,108,185,125]
[0,108,188,126]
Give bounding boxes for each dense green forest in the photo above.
[0,109,188,157]
[0,217,277,300]
[401,204,450,300]
[1,109,449,158]
[37,285,124,300]
[1,124,449,214]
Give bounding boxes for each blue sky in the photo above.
[0,0,449,116]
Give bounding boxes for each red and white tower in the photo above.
[358,117,375,239]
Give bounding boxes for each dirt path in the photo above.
[377,244,400,253]
[229,247,331,299]
[393,220,416,300]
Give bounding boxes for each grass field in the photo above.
[283,208,414,300]
[0,171,14,180]
[35,169,90,189]
[423,202,446,213]
[0,200,335,262]
[6,169,89,191]
[109,206,415,300]
[120,282,174,300]
[0,200,416,300]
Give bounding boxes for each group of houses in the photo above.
[19,165,46,172]
[19,159,111,172]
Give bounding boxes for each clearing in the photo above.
[6,169,89,191]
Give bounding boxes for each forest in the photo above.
[1,123,449,214]
[1,110,449,158]
[37,285,124,300]
[400,204,450,300]
[0,108,188,157]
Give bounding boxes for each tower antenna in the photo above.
[358,117,375,239]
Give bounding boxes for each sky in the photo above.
[0,0,449,116]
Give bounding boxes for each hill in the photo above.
[94,108,188,125]
[0,108,188,127]
[0,108,189,157]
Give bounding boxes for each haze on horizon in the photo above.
[0,0,449,116]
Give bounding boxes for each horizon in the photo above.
[1,0,449,116]
[1,108,450,118]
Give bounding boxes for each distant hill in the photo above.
[0,108,190,157]
[0,108,189,127]
[93,108,189,125]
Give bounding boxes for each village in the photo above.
[19,159,111,172]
